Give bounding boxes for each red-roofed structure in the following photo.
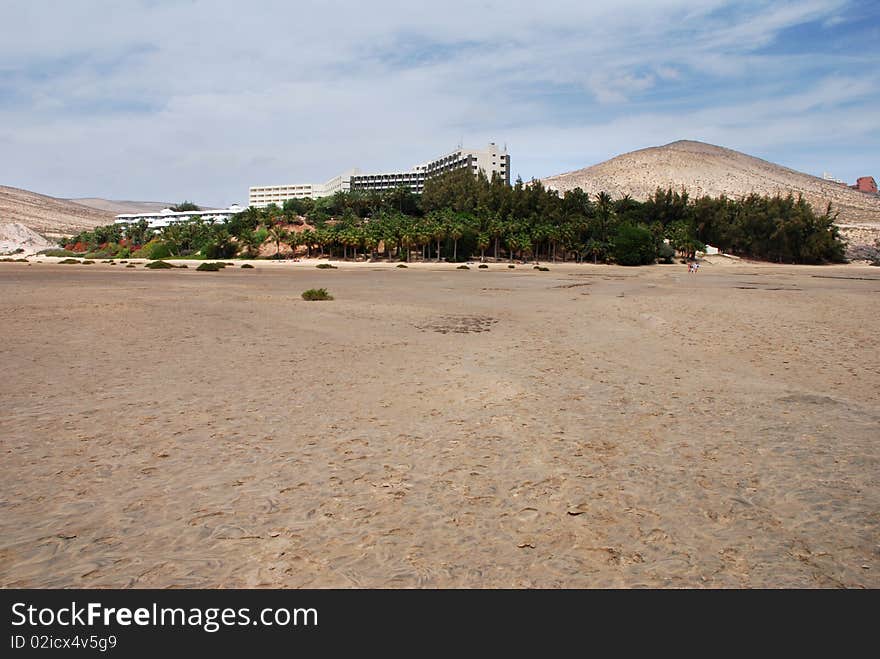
[851,176,878,194]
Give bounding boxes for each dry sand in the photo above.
[0,259,878,588]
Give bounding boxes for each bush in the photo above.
[302,288,334,301]
[613,224,656,266]
[457,265,469,269]
[658,243,675,264]
[196,262,224,272]
[241,263,254,269]
[145,260,174,269]
[84,250,116,260]
[40,248,77,257]
[536,266,549,271]
[125,264,136,268]
[396,264,408,268]
[134,239,172,260]
[82,260,95,264]
[316,263,337,269]
[58,258,81,264]
[478,264,488,268]
[201,240,237,260]
[508,264,515,269]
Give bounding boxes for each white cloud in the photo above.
[0,0,875,202]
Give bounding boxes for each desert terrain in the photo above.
[0,259,877,587]
[543,141,880,227]
[0,186,116,238]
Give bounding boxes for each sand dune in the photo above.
[0,223,54,256]
[1,260,877,587]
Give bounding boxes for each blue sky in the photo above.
[0,0,877,206]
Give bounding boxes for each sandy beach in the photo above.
[0,259,878,588]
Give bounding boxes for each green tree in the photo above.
[170,201,201,212]
[268,224,289,258]
[613,223,656,266]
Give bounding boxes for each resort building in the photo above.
[114,205,245,229]
[248,169,360,207]
[249,143,510,207]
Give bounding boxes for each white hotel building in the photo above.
[249,143,510,207]
[114,205,245,229]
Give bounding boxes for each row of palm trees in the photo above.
[262,209,606,263]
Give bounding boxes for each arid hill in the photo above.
[542,140,880,225]
[69,198,172,214]
[0,186,116,237]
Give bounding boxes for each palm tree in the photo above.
[417,227,431,261]
[268,224,288,258]
[489,218,504,261]
[401,226,415,262]
[240,228,264,258]
[314,228,331,258]
[449,223,463,262]
[300,229,315,258]
[586,239,604,264]
[506,231,518,263]
[595,191,615,244]
[431,220,446,262]
[285,231,303,258]
[477,232,490,262]
[363,232,379,261]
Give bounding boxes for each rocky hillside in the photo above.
[0,186,116,237]
[69,198,172,214]
[542,140,880,225]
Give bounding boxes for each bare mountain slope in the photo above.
[69,198,172,214]
[0,186,116,237]
[542,141,880,225]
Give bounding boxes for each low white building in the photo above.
[114,205,245,229]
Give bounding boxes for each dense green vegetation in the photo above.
[61,170,846,266]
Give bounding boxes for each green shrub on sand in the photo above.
[457,265,469,269]
[40,249,77,257]
[302,288,334,301]
[144,260,174,269]
[316,263,337,269]
[396,264,408,268]
[241,263,254,269]
[478,264,488,268]
[196,262,224,272]
[58,258,81,264]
